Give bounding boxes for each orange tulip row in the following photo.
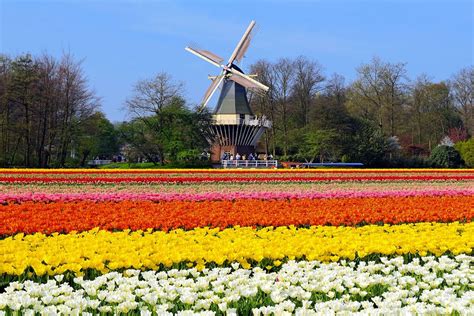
[1,195,472,235]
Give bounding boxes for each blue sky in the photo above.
[1,0,473,122]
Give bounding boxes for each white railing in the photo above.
[213,114,272,128]
[87,159,112,166]
[221,160,278,168]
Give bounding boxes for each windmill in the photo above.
[185,20,272,163]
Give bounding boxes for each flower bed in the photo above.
[0,169,473,314]
[1,195,473,235]
[2,256,472,315]
[2,174,474,184]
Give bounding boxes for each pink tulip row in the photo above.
[1,188,473,203]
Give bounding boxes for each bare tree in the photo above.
[273,58,295,156]
[407,75,459,150]
[250,57,324,156]
[380,60,408,137]
[126,72,184,117]
[0,52,100,167]
[249,60,276,155]
[292,56,325,127]
[409,74,431,145]
[450,66,474,135]
[56,53,99,166]
[35,54,58,167]
[348,57,408,136]
[325,73,346,107]
[125,72,187,164]
[0,55,12,166]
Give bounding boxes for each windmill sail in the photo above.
[227,20,256,65]
[185,46,223,67]
[234,35,252,64]
[229,73,261,90]
[198,49,224,64]
[229,68,269,92]
[200,74,225,110]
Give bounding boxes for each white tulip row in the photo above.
[1,255,473,315]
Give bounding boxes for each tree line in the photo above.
[0,52,472,168]
[0,53,211,168]
[0,53,118,167]
[249,56,473,166]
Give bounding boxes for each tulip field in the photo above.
[0,169,473,315]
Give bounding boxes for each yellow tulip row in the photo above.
[1,223,472,277]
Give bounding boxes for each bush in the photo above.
[429,145,462,168]
[455,138,474,167]
[386,156,431,168]
[177,149,201,161]
[341,155,350,163]
[99,160,212,169]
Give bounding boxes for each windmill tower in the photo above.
[185,20,271,163]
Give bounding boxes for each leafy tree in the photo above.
[309,73,357,160]
[154,97,212,162]
[76,111,119,166]
[429,145,462,168]
[455,138,474,167]
[298,129,339,163]
[118,119,162,164]
[125,73,212,165]
[351,120,389,166]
